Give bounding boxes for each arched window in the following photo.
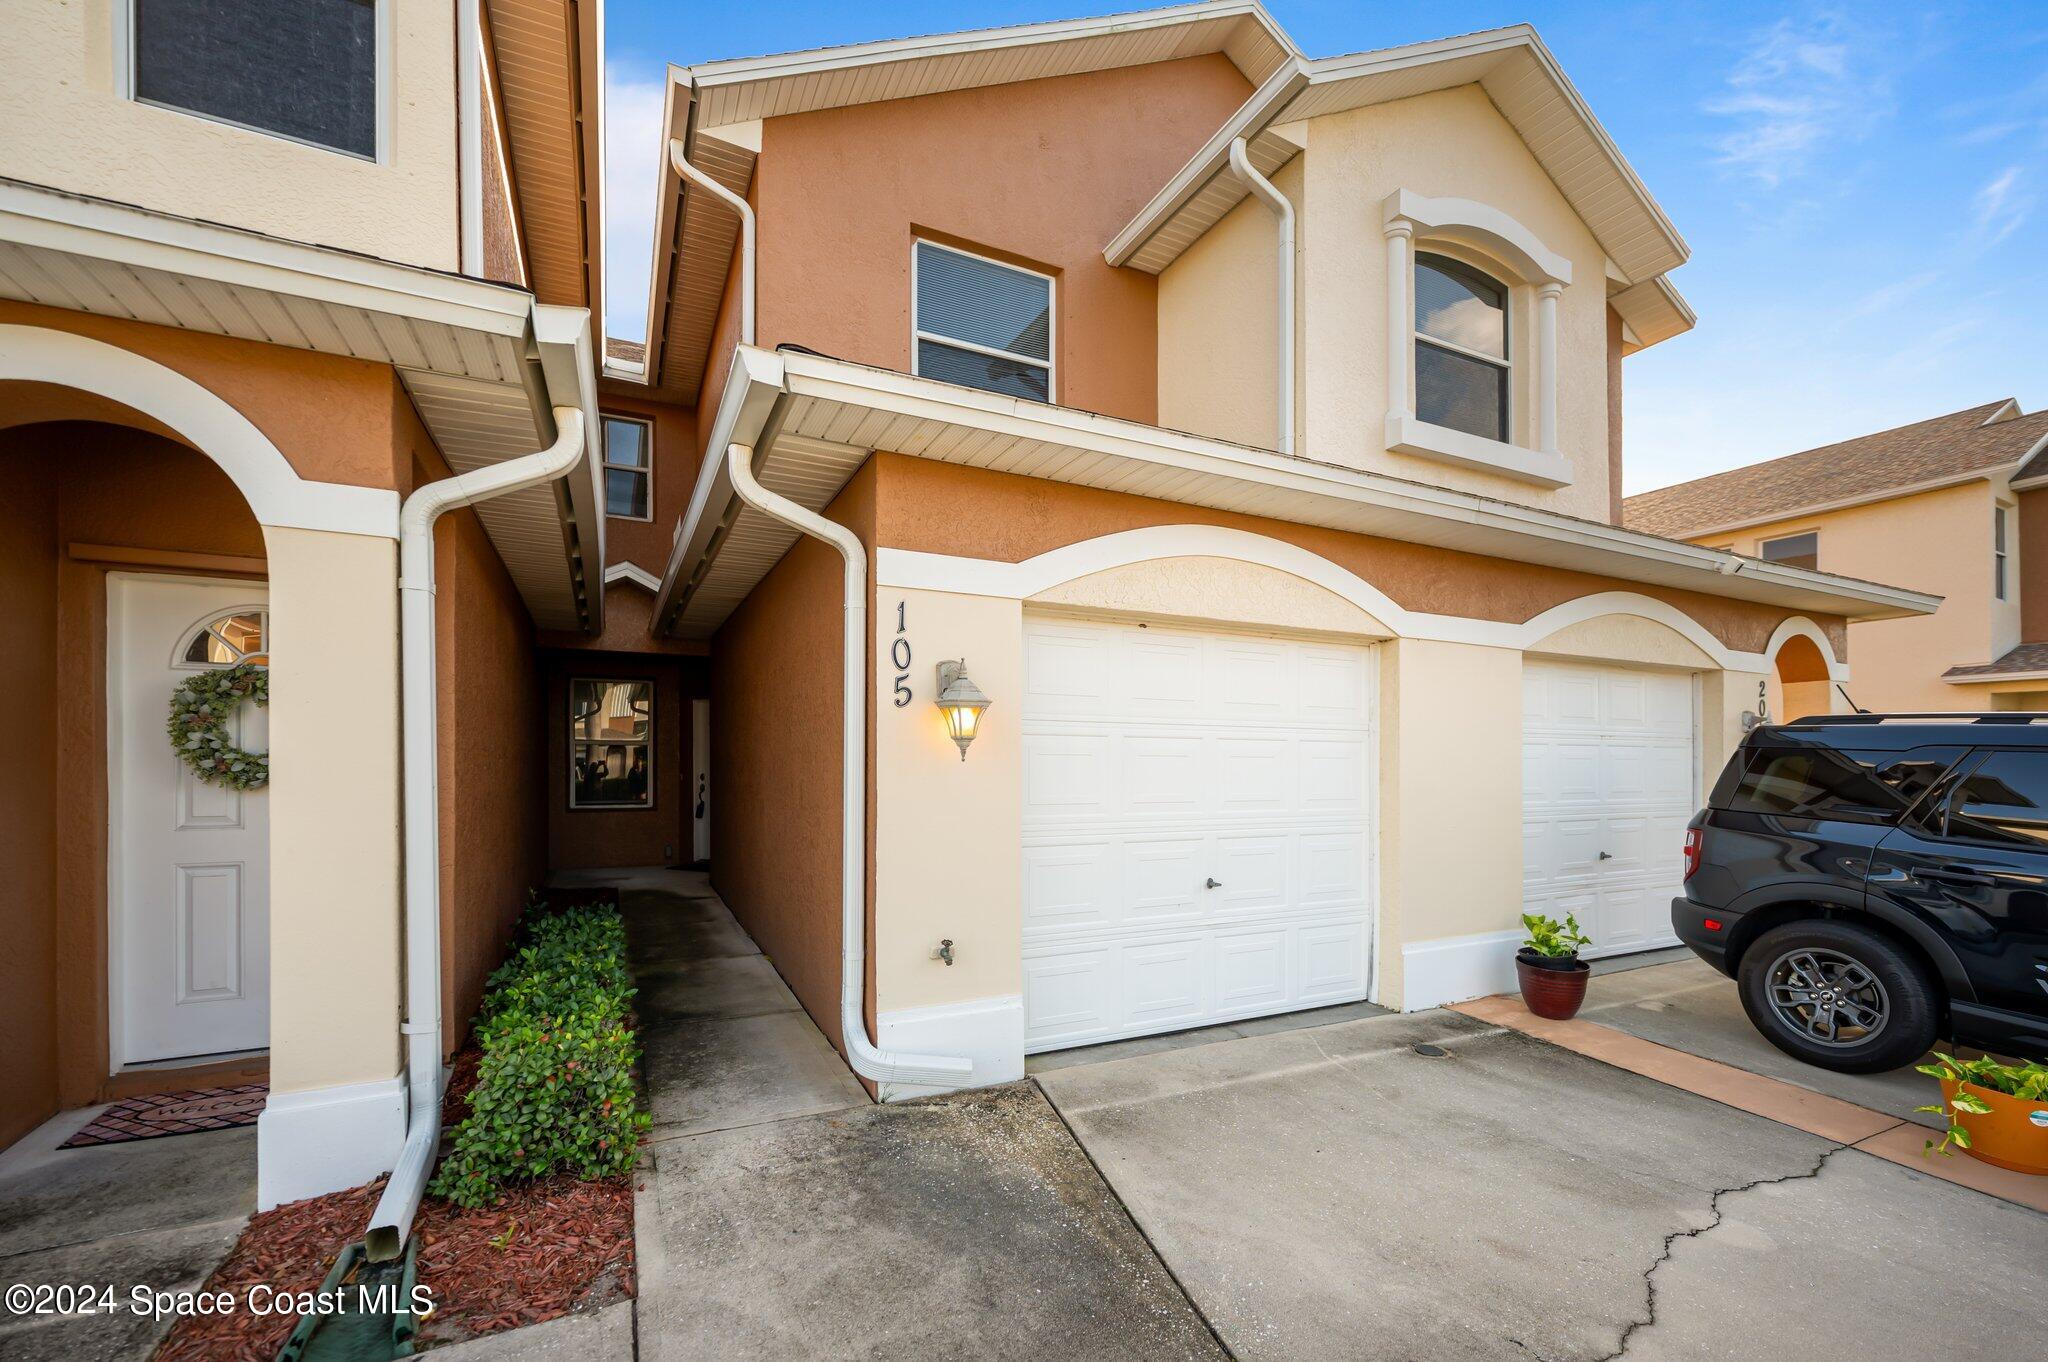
[178,609,269,668]
[1414,252,1509,444]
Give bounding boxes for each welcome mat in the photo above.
[60,1084,268,1149]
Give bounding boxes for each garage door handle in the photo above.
[1597,851,1613,861]
[1206,878,1223,889]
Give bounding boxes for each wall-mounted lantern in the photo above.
[934,660,991,761]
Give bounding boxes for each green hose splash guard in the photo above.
[274,1237,423,1362]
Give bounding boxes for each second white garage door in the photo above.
[1020,615,1376,1053]
[1523,659,1696,957]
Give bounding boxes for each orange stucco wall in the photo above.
[709,464,878,1055]
[598,393,700,576]
[750,55,1253,427]
[0,301,415,491]
[870,455,1847,657]
[0,420,269,1145]
[2020,487,2048,645]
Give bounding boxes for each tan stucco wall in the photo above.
[1296,86,1615,520]
[1701,480,1996,713]
[750,54,1253,426]
[1032,555,1391,638]
[1156,169,1293,450]
[263,527,403,1095]
[1528,614,1716,670]
[1,0,459,270]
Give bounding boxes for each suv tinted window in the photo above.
[1945,750,2048,846]
[1725,746,1961,823]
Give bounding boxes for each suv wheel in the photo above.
[1737,920,1939,1073]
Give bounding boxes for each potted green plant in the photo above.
[1915,1052,2048,1176]
[1516,912,1593,1019]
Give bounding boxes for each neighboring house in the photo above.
[0,0,611,1217]
[1626,401,2048,717]
[618,2,1936,1096]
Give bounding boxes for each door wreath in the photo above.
[167,662,269,790]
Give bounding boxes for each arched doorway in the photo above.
[0,405,269,1148]
[1770,632,1834,722]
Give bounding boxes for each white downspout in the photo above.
[725,441,972,1092]
[458,0,483,276]
[365,406,587,1262]
[669,136,754,346]
[1229,136,1294,457]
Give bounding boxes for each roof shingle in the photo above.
[1623,401,2048,540]
[1944,643,2048,681]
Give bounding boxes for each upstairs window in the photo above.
[1414,253,1509,443]
[1760,532,1819,571]
[912,241,1053,402]
[126,0,381,160]
[1995,503,2011,600]
[601,416,653,521]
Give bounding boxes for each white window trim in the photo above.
[601,414,655,522]
[113,0,393,165]
[1382,190,1571,488]
[1995,501,2012,601]
[910,239,1056,402]
[568,678,655,811]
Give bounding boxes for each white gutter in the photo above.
[1228,136,1293,457]
[724,440,972,1092]
[458,0,483,276]
[365,405,588,1262]
[669,135,754,345]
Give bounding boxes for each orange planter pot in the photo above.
[1942,1078,2048,1176]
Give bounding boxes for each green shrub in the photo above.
[430,897,649,1208]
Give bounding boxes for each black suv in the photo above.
[1677,714,2048,1073]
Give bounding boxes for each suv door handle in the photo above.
[1919,867,1995,887]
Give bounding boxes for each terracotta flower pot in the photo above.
[1942,1077,2048,1176]
[1516,949,1590,1020]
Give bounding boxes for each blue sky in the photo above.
[602,2,2048,493]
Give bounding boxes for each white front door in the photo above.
[109,575,271,1066]
[1020,615,1376,1052]
[691,698,711,863]
[1522,659,1695,957]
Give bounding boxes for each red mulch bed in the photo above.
[154,1037,636,1361]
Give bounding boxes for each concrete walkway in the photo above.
[587,870,1224,1362]
[0,1111,252,1360]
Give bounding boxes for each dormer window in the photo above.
[912,240,1053,402]
[121,0,383,160]
[1414,254,1509,444]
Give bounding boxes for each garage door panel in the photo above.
[1523,659,1694,958]
[1023,616,1376,1052]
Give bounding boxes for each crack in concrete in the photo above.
[1598,1143,1846,1361]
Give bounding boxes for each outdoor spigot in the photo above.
[932,938,955,966]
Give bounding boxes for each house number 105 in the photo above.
[891,600,912,707]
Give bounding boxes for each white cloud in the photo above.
[603,59,668,345]
[1705,16,1887,187]
[1970,165,2033,247]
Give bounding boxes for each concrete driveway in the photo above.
[1036,1006,2048,1361]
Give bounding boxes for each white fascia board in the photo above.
[772,351,1940,622]
[0,178,533,341]
[686,1,1294,110]
[1944,669,2048,686]
[532,303,606,633]
[648,345,787,630]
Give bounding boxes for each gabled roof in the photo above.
[641,2,1297,398]
[1624,401,2048,541]
[1104,25,1688,294]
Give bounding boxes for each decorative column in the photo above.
[1536,282,1563,455]
[1384,219,1414,426]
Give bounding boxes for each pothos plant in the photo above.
[166,662,269,790]
[1915,1052,2048,1157]
[1521,912,1592,960]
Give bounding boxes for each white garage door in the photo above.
[1523,660,1696,957]
[1020,615,1375,1052]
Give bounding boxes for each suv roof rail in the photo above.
[1779,713,2048,726]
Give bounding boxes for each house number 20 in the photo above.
[891,600,913,707]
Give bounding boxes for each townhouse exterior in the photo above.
[1627,401,2048,716]
[623,3,1938,1095]
[0,0,1947,1228]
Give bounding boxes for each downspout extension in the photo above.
[1229,136,1294,457]
[365,405,587,1263]
[669,136,755,346]
[724,441,973,1092]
